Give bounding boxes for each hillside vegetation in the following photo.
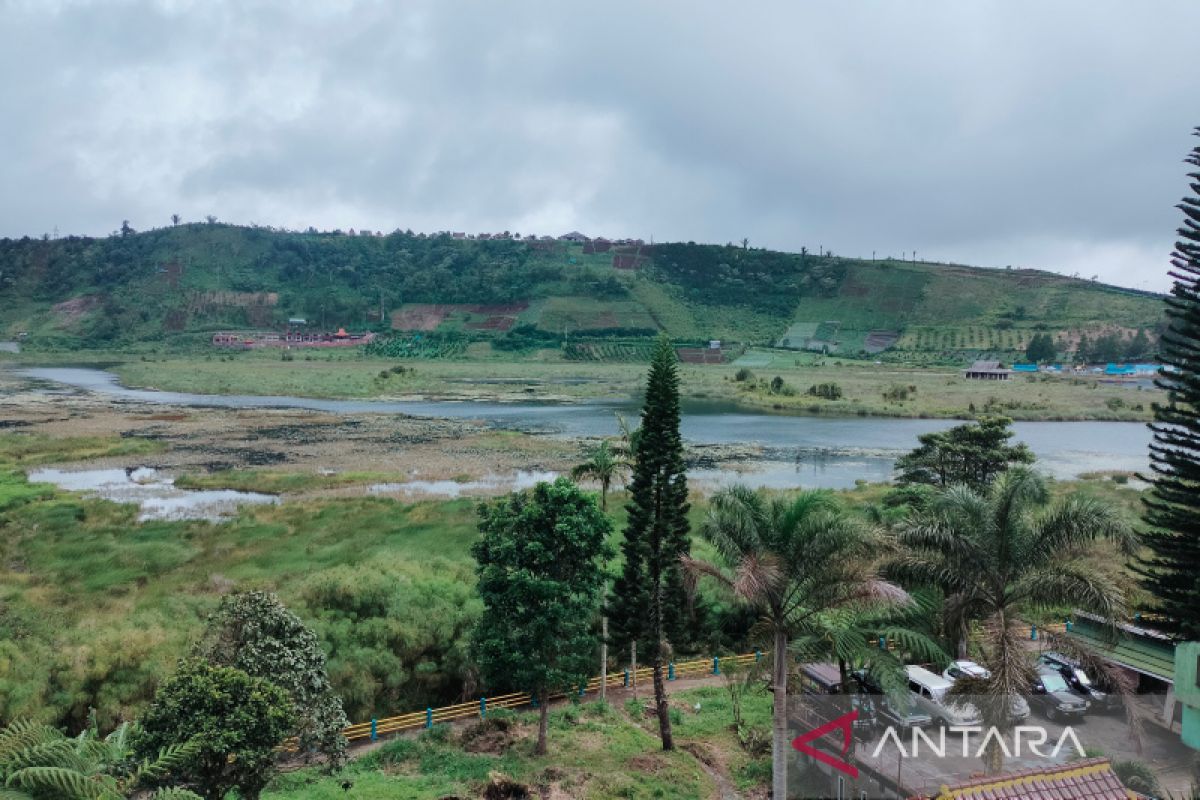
[0,223,1164,362]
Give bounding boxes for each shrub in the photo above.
[135,660,293,800]
[734,368,754,382]
[806,382,843,400]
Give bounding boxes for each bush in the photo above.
[734,368,754,382]
[135,660,293,800]
[806,382,843,400]
[882,384,913,402]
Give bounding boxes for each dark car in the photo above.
[799,662,880,732]
[1038,652,1122,713]
[1030,667,1089,721]
[851,669,933,729]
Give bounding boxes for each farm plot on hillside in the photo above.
[391,303,530,333]
[533,297,658,334]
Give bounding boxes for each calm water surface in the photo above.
[16,367,1152,489]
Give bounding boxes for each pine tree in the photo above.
[1137,128,1200,640]
[609,335,691,750]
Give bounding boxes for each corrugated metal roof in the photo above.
[1066,616,1176,683]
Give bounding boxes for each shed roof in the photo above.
[1065,612,1176,682]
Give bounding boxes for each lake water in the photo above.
[16,367,1153,489]
[25,466,278,521]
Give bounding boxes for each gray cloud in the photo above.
[2,0,1196,290]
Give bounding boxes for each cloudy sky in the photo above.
[3,1,1197,291]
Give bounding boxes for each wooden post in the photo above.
[600,616,608,703]
[631,640,638,701]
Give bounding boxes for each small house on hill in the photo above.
[964,360,1011,380]
[558,231,589,242]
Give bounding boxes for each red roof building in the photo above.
[930,758,1140,800]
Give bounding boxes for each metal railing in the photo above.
[286,651,764,750]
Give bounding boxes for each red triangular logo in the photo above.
[790,710,860,778]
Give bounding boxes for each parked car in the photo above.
[1038,652,1122,713]
[941,660,1031,722]
[1030,667,1090,721]
[852,669,933,729]
[906,666,982,727]
[798,662,879,732]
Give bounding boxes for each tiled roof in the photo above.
[932,758,1137,800]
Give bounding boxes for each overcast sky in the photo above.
[3,1,1197,291]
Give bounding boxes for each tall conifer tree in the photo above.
[609,335,691,750]
[1138,128,1200,640]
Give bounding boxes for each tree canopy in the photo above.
[609,335,693,751]
[193,591,348,767]
[134,660,293,800]
[895,416,1034,490]
[1138,127,1200,640]
[470,478,612,755]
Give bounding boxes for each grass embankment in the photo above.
[98,350,1160,421]
[0,431,1146,742]
[266,687,771,800]
[173,469,408,494]
[0,432,742,734]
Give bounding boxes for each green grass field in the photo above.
[86,350,1160,421]
[264,685,772,799]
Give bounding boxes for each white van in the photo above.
[906,666,982,727]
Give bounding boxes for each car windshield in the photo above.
[1074,669,1092,686]
[1042,673,1068,693]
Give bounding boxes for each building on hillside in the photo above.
[964,360,1012,380]
[1012,363,1039,373]
[287,317,307,326]
[929,758,1142,800]
[213,329,375,349]
[558,230,589,242]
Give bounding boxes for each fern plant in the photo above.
[0,718,200,800]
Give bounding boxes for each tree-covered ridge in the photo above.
[0,223,1165,355]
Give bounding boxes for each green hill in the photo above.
[0,224,1165,362]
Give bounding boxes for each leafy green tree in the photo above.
[1091,332,1125,363]
[1138,128,1200,640]
[1124,329,1153,361]
[888,468,1136,771]
[1075,333,1092,363]
[1024,332,1056,363]
[608,335,692,751]
[135,660,293,800]
[686,486,906,799]
[470,478,612,755]
[895,416,1034,490]
[193,591,348,768]
[570,439,627,511]
[0,718,199,800]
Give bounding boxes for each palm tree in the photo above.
[570,439,627,511]
[0,718,200,799]
[685,486,907,800]
[887,467,1136,772]
[792,588,947,693]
